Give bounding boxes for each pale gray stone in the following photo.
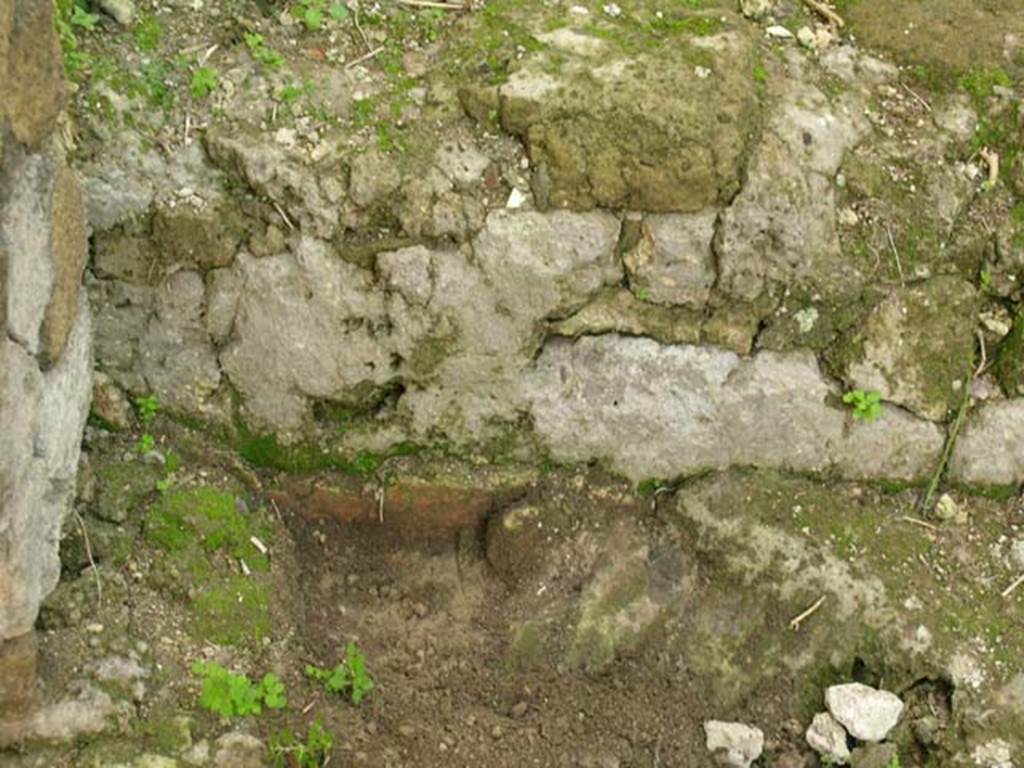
[214,731,266,768]
[526,335,943,483]
[704,720,764,768]
[435,141,491,189]
[806,712,850,764]
[624,212,716,309]
[950,399,1024,486]
[0,298,92,639]
[825,683,903,742]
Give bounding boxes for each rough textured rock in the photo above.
[0,299,93,638]
[0,682,126,746]
[1,0,92,656]
[220,210,621,434]
[825,683,903,742]
[716,75,869,301]
[703,721,764,768]
[950,400,1024,486]
[849,743,898,768]
[836,276,978,420]
[0,633,38,715]
[499,33,759,211]
[623,212,717,309]
[213,731,267,768]
[527,335,944,482]
[806,711,851,764]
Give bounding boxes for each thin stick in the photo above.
[975,330,988,378]
[901,82,932,112]
[1001,573,1024,598]
[920,381,971,514]
[801,0,844,27]
[790,595,826,631]
[273,201,295,230]
[183,111,192,145]
[377,487,385,524]
[353,9,371,55]
[250,536,268,555]
[345,45,385,69]
[199,44,219,65]
[397,0,466,8]
[74,510,103,606]
[900,516,939,531]
[885,225,905,287]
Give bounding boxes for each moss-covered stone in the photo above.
[144,487,273,645]
[94,462,160,524]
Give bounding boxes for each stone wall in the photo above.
[0,0,93,713]
[74,3,1024,491]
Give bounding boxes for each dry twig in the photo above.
[397,0,466,9]
[979,147,1000,187]
[900,516,939,532]
[790,595,826,631]
[345,45,385,69]
[885,224,905,287]
[74,510,103,605]
[1002,574,1024,599]
[273,201,295,230]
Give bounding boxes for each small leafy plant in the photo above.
[269,719,334,768]
[134,394,160,453]
[192,661,287,717]
[190,66,219,99]
[843,389,883,423]
[70,3,100,30]
[244,33,284,70]
[305,642,374,704]
[290,0,349,31]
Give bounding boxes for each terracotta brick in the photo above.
[0,631,37,716]
[273,482,493,539]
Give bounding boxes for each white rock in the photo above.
[805,712,850,764]
[1009,538,1024,570]
[506,187,528,209]
[739,0,773,20]
[704,721,764,768]
[825,683,904,742]
[766,25,794,39]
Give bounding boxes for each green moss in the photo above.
[95,462,160,524]
[146,487,271,571]
[192,577,271,646]
[507,621,547,670]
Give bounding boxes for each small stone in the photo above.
[766,25,794,39]
[86,622,104,634]
[511,701,529,718]
[739,0,773,20]
[934,493,967,525]
[704,721,764,768]
[797,26,817,48]
[838,208,860,227]
[91,373,134,430]
[274,128,297,148]
[412,602,429,618]
[805,712,850,765]
[849,742,898,768]
[1009,538,1024,570]
[491,725,504,739]
[825,683,904,743]
[507,188,528,209]
[96,0,136,24]
[602,3,622,18]
[694,66,712,79]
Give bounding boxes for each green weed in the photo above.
[191,66,219,99]
[269,719,334,768]
[244,32,284,70]
[192,661,287,717]
[843,389,883,423]
[305,642,375,704]
[133,14,163,51]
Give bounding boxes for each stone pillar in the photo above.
[0,0,93,714]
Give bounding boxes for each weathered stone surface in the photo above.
[499,34,759,212]
[849,743,898,768]
[138,271,221,415]
[151,204,244,270]
[3,0,64,148]
[703,721,764,768]
[40,163,89,366]
[950,400,1024,486]
[220,211,620,433]
[825,683,903,742]
[213,731,267,768]
[806,711,850,764]
[527,335,943,482]
[624,212,717,309]
[716,79,868,301]
[836,276,977,421]
[89,278,153,394]
[91,371,133,431]
[0,298,93,639]
[0,633,37,716]
[0,682,125,747]
[348,149,401,208]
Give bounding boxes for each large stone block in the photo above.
[498,34,759,212]
[4,0,65,149]
[0,297,93,640]
[526,334,943,482]
[40,163,89,367]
